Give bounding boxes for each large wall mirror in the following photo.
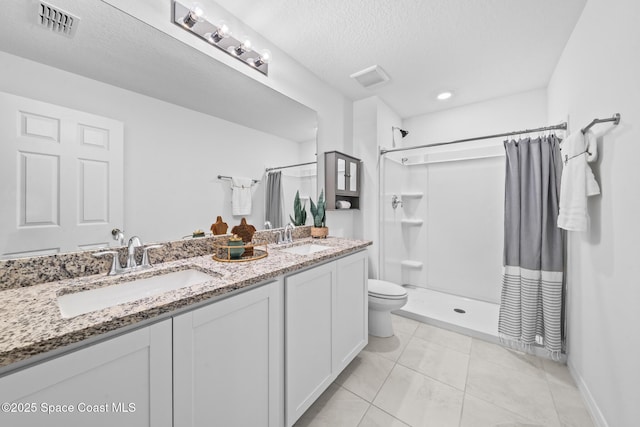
[0,0,318,259]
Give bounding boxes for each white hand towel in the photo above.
[585,130,598,163]
[557,131,600,231]
[231,177,253,216]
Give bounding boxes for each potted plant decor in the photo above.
[289,190,307,226]
[309,190,328,238]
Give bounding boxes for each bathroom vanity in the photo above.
[0,234,370,427]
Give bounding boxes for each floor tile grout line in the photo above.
[469,341,551,382]
[334,384,371,427]
[394,334,470,392]
[408,331,473,358]
[457,338,475,427]
[368,349,400,405]
[354,401,372,427]
[391,359,468,394]
[369,403,412,427]
[542,363,568,425]
[463,388,546,425]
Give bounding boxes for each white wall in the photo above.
[0,51,303,243]
[353,97,402,278]
[375,90,546,301]
[547,0,640,425]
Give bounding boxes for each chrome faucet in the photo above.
[127,236,143,269]
[284,223,295,243]
[93,234,163,275]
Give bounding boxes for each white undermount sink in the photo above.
[280,244,330,256]
[57,269,216,319]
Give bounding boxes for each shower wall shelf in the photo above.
[401,260,423,269]
[401,219,424,226]
[401,192,423,199]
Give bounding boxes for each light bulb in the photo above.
[207,21,230,43]
[253,49,272,67]
[234,36,252,55]
[183,4,205,28]
[436,91,453,100]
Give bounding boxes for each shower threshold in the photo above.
[394,285,500,344]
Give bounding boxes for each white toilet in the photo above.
[368,279,409,337]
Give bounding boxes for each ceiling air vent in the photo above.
[350,65,390,89]
[37,1,79,37]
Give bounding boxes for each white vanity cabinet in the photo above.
[0,320,173,427]
[173,280,283,427]
[285,250,368,426]
[0,247,368,427]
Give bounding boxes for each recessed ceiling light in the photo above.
[437,91,453,100]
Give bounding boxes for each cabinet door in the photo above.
[348,159,359,193]
[173,281,282,427]
[333,251,368,372]
[285,262,335,426]
[336,156,347,191]
[0,320,172,427]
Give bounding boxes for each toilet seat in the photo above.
[368,279,407,300]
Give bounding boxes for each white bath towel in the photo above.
[231,177,253,216]
[557,130,600,231]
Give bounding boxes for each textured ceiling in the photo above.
[213,0,587,118]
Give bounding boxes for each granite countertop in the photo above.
[0,237,371,371]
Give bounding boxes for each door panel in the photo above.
[0,92,123,258]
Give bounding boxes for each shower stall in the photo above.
[379,141,506,341]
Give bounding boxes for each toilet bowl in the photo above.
[368,279,408,338]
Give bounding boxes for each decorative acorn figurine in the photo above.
[210,216,228,235]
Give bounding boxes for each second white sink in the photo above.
[57,269,216,319]
[280,244,330,256]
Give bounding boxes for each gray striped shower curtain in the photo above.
[499,135,565,357]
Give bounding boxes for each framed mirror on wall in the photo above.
[0,0,318,259]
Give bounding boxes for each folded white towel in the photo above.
[336,200,351,209]
[557,131,600,231]
[585,130,598,163]
[231,177,253,216]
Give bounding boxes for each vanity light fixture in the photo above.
[173,1,270,76]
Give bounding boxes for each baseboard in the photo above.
[567,359,609,427]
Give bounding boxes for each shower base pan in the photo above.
[395,285,500,343]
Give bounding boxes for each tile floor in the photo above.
[294,315,595,427]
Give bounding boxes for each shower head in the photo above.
[391,126,409,148]
[392,126,409,138]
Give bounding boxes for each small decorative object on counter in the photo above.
[289,190,307,226]
[227,234,245,259]
[212,237,268,262]
[231,218,257,255]
[210,216,229,235]
[192,229,205,238]
[310,189,328,238]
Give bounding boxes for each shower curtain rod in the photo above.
[379,122,568,155]
[265,161,317,172]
